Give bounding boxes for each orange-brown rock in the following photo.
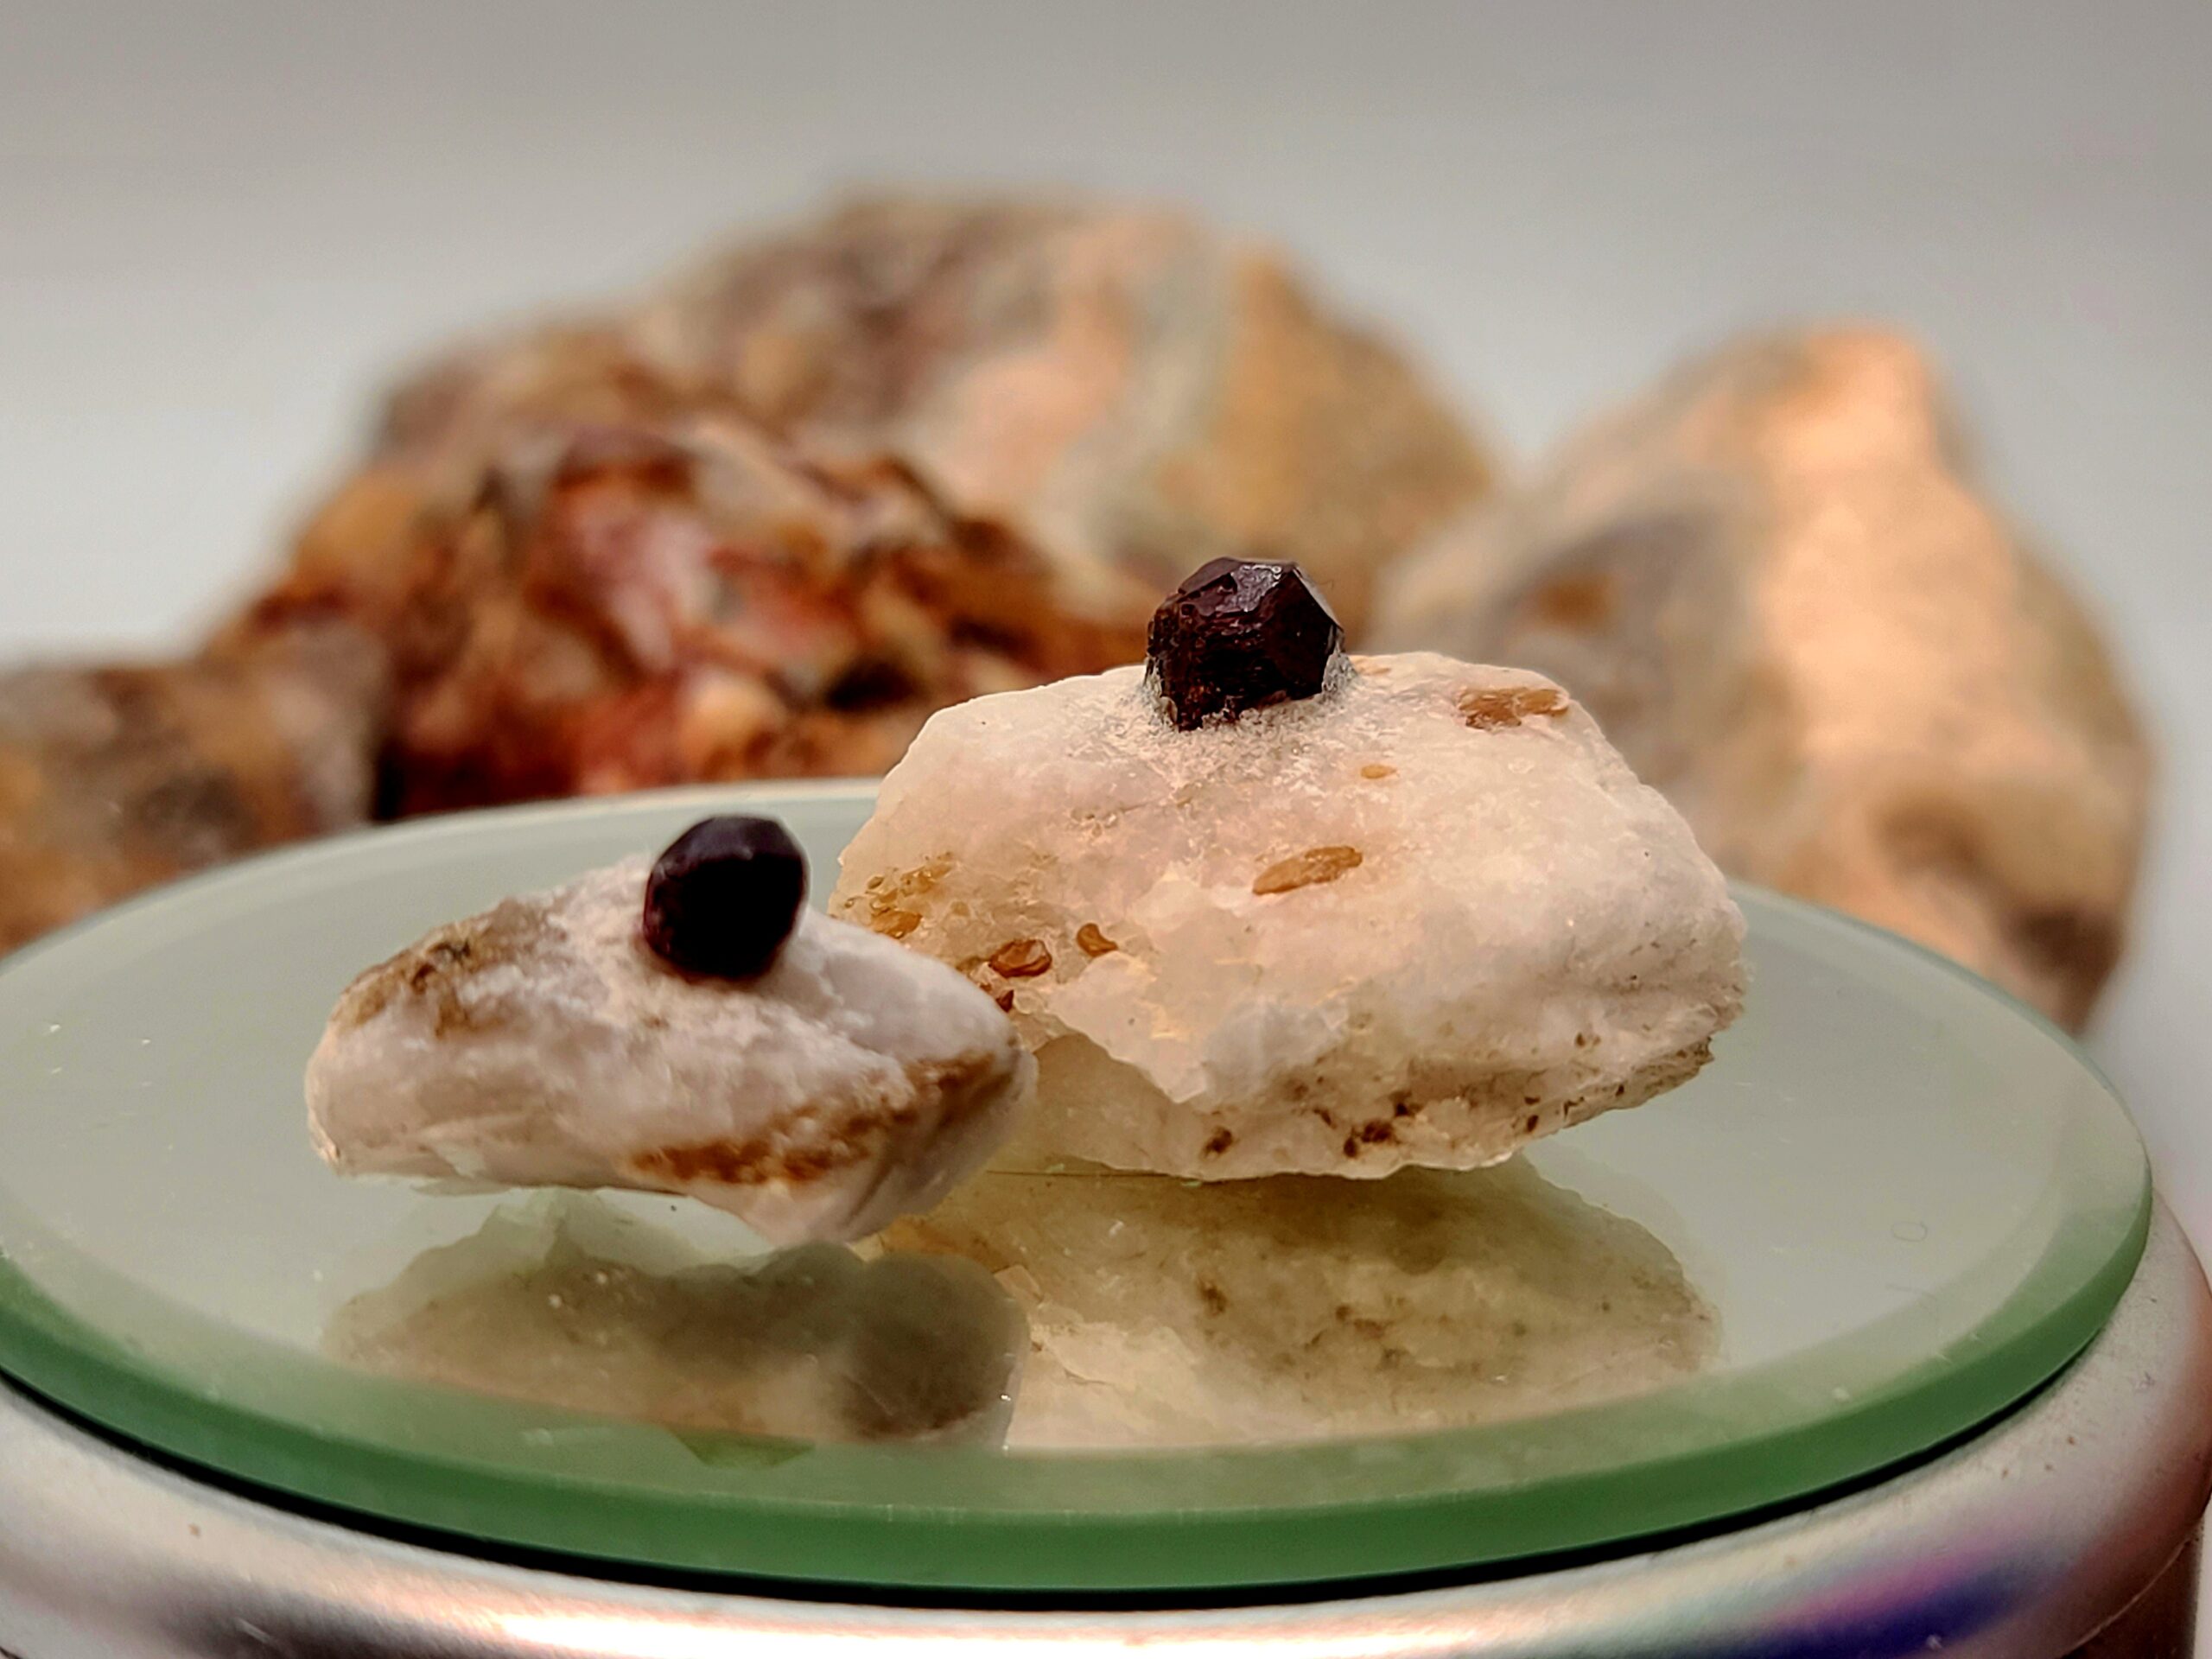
[226,417,1146,814]
[1376,327,2150,1027]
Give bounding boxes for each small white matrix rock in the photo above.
[308,858,1033,1243]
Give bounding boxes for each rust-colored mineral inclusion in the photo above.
[1145,558,1344,730]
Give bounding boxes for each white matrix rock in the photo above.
[308,858,1033,1243]
[833,654,1744,1179]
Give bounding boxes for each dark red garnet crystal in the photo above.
[642,816,808,979]
[1145,557,1344,730]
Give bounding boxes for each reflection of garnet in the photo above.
[642,816,808,979]
[1144,558,1344,730]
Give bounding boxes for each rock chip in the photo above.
[307,857,1033,1243]
[1376,327,2150,1026]
[832,653,1744,1179]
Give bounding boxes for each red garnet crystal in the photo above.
[642,816,808,979]
[1145,558,1344,730]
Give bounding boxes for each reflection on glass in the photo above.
[325,1195,1023,1445]
[881,1158,1716,1448]
[328,1160,1713,1453]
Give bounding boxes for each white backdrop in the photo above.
[3,0,2208,1321]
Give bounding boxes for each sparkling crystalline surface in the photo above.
[1145,558,1344,729]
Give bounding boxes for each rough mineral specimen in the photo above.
[1374,328,2150,1027]
[307,856,1033,1243]
[0,626,385,956]
[219,194,1490,816]
[831,652,1745,1179]
[1145,556,1344,729]
[881,1158,1714,1447]
[641,815,809,980]
[330,1195,1023,1444]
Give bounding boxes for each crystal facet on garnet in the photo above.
[642,816,808,980]
[1145,558,1344,730]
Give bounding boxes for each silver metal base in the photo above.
[3,1205,2207,1658]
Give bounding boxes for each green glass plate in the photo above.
[0,785,2151,1592]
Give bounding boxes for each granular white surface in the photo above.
[308,858,1032,1243]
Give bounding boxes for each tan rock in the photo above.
[631,195,1493,636]
[1376,327,2150,1027]
[0,626,385,956]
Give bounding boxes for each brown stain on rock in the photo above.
[1459,684,1568,730]
[988,938,1053,978]
[631,1050,1001,1190]
[337,899,552,1034]
[862,857,949,939]
[1253,844,1363,895]
[1074,922,1120,957]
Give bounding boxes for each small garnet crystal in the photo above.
[1145,558,1344,730]
[642,816,808,979]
